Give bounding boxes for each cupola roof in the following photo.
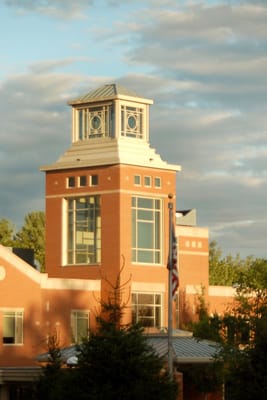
[69,83,153,106]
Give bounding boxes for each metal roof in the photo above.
[36,335,219,365]
[68,83,151,105]
[148,336,219,363]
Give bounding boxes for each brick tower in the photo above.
[41,84,181,328]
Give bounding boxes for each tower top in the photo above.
[41,83,181,172]
[68,83,153,106]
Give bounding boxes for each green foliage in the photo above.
[209,240,261,286]
[192,266,267,400]
[34,270,178,400]
[0,218,15,246]
[34,335,77,400]
[14,211,45,271]
[180,362,223,395]
[0,212,45,271]
[76,323,176,400]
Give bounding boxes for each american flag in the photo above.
[168,224,179,299]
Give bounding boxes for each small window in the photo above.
[154,177,161,188]
[71,310,89,343]
[132,293,162,329]
[67,176,75,188]
[90,175,98,186]
[134,175,141,186]
[144,176,151,187]
[79,176,87,187]
[3,310,23,345]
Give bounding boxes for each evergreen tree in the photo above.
[34,267,178,400]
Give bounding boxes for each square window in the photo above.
[144,176,151,187]
[90,175,98,186]
[132,292,162,329]
[154,177,161,188]
[67,176,75,188]
[79,176,87,187]
[134,175,141,186]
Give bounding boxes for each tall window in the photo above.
[71,310,89,343]
[67,196,101,264]
[132,197,162,264]
[2,310,23,344]
[132,293,162,328]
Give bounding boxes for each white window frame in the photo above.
[71,310,90,344]
[121,103,145,139]
[131,196,162,264]
[78,175,87,187]
[67,176,75,188]
[2,309,24,345]
[134,175,141,186]
[75,103,113,141]
[154,177,161,188]
[144,176,151,187]
[132,292,163,329]
[90,174,98,187]
[65,196,101,265]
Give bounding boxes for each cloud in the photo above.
[4,0,93,19]
[28,57,93,74]
[1,0,267,259]
[0,70,80,226]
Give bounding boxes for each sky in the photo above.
[1,0,267,259]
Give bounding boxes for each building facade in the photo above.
[0,83,235,400]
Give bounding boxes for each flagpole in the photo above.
[168,197,173,378]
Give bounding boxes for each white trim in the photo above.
[179,250,209,256]
[132,282,165,292]
[40,276,101,291]
[208,286,236,297]
[0,245,41,284]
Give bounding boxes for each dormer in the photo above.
[68,83,153,144]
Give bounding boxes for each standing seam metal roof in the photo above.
[69,83,141,104]
[36,336,219,365]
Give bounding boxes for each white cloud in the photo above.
[4,0,93,19]
[1,0,267,258]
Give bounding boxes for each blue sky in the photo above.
[1,0,267,258]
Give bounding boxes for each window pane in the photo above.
[134,175,141,185]
[79,176,87,186]
[68,177,75,188]
[131,196,162,264]
[138,222,153,248]
[131,293,162,329]
[154,177,161,188]
[3,312,23,344]
[3,316,15,342]
[137,198,153,209]
[91,175,98,186]
[137,250,153,263]
[139,293,154,303]
[67,196,101,265]
[138,210,153,221]
[78,110,83,140]
[144,176,151,186]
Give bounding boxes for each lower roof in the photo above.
[36,335,219,366]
